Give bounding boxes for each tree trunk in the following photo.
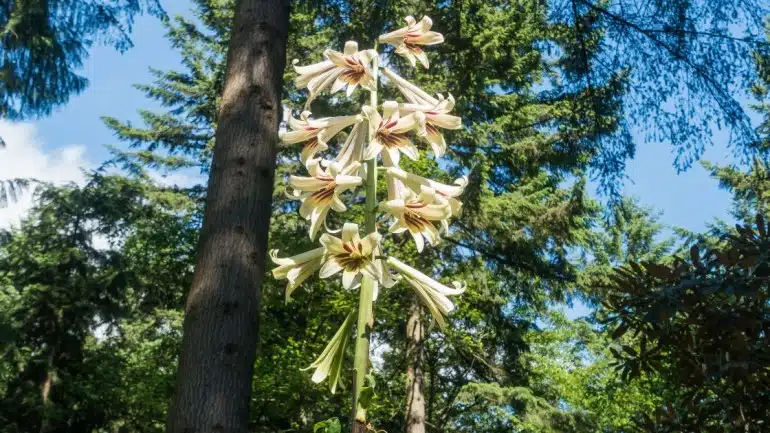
[166,1,290,432]
[405,295,426,433]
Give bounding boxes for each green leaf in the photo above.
[313,418,341,433]
[358,386,375,410]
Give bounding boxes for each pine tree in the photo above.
[165,1,291,432]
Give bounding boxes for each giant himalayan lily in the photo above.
[385,166,466,217]
[379,185,452,252]
[302,310,355,393]
[382,68,461,157]
[319,222,383,291]
[362,101,425,166]
[386,257,465,329]
[293,41,377,102]
[378,16,444,69]
[270,247,325,301]
[288,159,362,240]
[281,111,363,163]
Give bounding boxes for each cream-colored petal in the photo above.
[363,140,384,161]
[396,44,418,68]
[335,122,366,168]
[320,233,346,254]
[307,67,343,96]
[381,68,438,106]
[347,81,360,97]
[400,143,419,161]
[428,113,462,129]
[362,105,381,132]
[288,113,309,131]
[357,49,378,64]
[414,204,452,221]
[334,174,362,190]
[390,111,424,134]
[301,140,328,164]
[343,40,359,55]
[319,258,344,279]
[381,149,398,167]
[385,146,402,166]
[325,49,348,68]
[425,129,446,157]
[342,269,358,290]
[386,167,467,198]
[411,31,444,46]
[290,176,329,191]
[270,247,325,267]
[281,129,318,144]
[340,160,362,176]
[309,205,331,240]
[411,230,425,252]
[388,257,461,294]
[331,77,348,94]
[418,16,432,32]
[389,219,409,234]
[448,197,463,216]
[283,256,324,301]
[414,49,430,69]
[341,222,360,244]
[294,59,334,77]
[421,223,441,247]
[380,198,406,216]
[387,176,408,201]
[382,101,400,120]
[331,196,347,212]
[377,16,415,44]
[360,232,381,257]
[441,218,450,233]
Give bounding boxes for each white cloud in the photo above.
[0,120,92,229]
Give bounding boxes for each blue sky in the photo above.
[0,1,753,308]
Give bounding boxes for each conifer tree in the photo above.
[164,1,290,432]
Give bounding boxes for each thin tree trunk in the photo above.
[406,295,426,433]
[166,1,290,432]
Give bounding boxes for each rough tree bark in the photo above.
[166,1,290,432]
[406,296,426,433]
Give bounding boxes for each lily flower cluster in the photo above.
[272,16,466,392]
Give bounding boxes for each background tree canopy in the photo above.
[1,0,769,432]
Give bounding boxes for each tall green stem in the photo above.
[352,41,379,432]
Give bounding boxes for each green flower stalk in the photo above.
[272,15,467,430]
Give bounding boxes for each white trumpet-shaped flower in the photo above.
[386,257,465,329]
[288,159,362,239]
[379,186,452,252]
[282,111,363,163]
[382,68,461,157]
[362,101,425,166]
[293,41,377,101]
[378,16,444,69]
[385,166,467,216]
[382,67,437,106]
[334,121,367,174]
[402,96,460,157]
[319,223,382,291]
[302,310,355,393]
[270,247,325,301]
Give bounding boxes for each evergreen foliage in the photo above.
[2,1,769,432]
